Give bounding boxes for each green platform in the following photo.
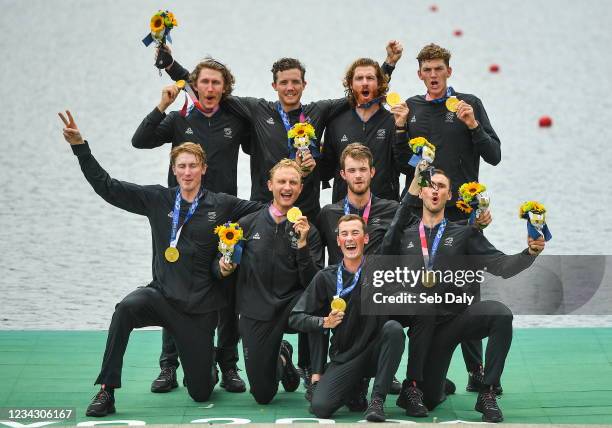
[2,328,612,425]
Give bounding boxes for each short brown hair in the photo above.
[189,58,236,99]
[416,43,451,67]
[170,142,207,166]
[337,214,367,234]
[269,158,303,183]
[271,58,306,83]
[343,58,390,106]
[431,168,451,189]
[340,143,373,170]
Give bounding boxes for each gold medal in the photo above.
[386,92,402,107]
[175,80,186,89]
[287,207,302,223]
[422,271,436,288]
[165,246,180,263]
[331,297,347,312]
[445,96,460,113]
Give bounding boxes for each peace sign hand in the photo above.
[58,110,85,146]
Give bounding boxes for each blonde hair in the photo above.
[170,142,206,166]
[269,158,303,182]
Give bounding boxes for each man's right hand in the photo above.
[219,258,238,277]
[58,110,85,146]
[158,84,180,112]
[323,309,344,328]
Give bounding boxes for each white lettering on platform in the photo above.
[191,418,250,424]
[275,418,334,424]
[77,421,145,426]
[0,423,58,428]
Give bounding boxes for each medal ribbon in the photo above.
[180,84,215,117]
[343,194,372,225]
[169,188,204,248]
[335,258,365,299]
[356,95,385,109]
[275,102,320,159]
[418,219,447,270]
[427,86,454,104]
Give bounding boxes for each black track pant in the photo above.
[393,311,437,382]
[420,300,513,410]
[409,205,484,373]
[159,275,239,372]
[310,320,405,418]
[95,287,217,402]
[239,294,301,404]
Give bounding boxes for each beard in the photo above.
[347,181,369,195]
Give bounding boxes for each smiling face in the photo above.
[272,68,306,110]
[340,155,375,196]
[268,165,303,210]
[351,65,379,105]
[336,218,369,261]
[195,67,225,110]
[419,173,451,214]
[172,152,206,194]
[418,59,452,99]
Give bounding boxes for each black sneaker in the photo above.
[345,377,369,412]
[467,367,503,395]
[298,366,312,388]
[396,380,428,417]
[220,367,246,393]
[151,366,178,393]
[280,340,300,392]
[364,395,386,422]
[389,376,401,395]
[445,378,456,395]
[86,388,116,417]
[475,388,503,422]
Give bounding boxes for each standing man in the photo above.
[58,111,262,417]
[214,159,324,404]
[319,57,412,202]
[133,59,251,394]
[290,215,406,422]
[403,43,502,391]
[381,169,545,422]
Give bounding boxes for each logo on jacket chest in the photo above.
[185,127,194,135]
[266,117,275,125]
[376,129,386,140]
[224,127,233,138]
[341,134,349,143]
[407,241,415,249]
[445,112,455,123]
[410,115,417,123]
[207,212,217,222]
[444,237,454,246]
[252,232,261,240]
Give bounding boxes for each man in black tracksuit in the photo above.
[162,42,402,378]
[319,57,413,202]
[213,159,324,404]
[290,214,405,422]
[401,43,501,390]
[380,169,545,422]
[133,59,252,394]
[58,112,262,417]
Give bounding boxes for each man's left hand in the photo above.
[293,216,310,248]
[475,210,492,229]
[527,236,545,255]
[456,101,478,129]
[385,40,403,66]
[296,150,316,176]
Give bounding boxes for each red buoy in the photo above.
[539,116,553,128]
[430,4,438,12]
[489,64,500,73]
[453,29,463,37]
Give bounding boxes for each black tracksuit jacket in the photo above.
[132,106,250,195]
[72,142,261,314]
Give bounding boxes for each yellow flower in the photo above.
[219,224,243,246]
[519,201,546,218]
[456,200,473,214]
[409,136,429,153]
[288,122,316,139]
[150,14,165,33]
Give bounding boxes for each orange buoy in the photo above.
[489,64,500,73]
[539,116,553,127]
[453,29,463,37]
[430,4,438,12]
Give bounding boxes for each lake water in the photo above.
[1,0,611,328]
